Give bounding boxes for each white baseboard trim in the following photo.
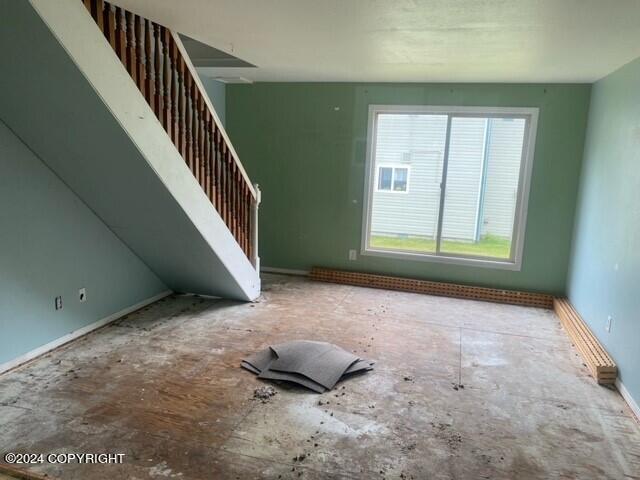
[0,290,172,375]
[616,378,640,423]
[261,266,309,276]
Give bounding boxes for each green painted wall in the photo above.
[0,119,168,365]
[200,76,226,126]
[567,57,640,403]
[227,83,591,293]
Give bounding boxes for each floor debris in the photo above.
[252,385,278,403]
[242,340,374,392]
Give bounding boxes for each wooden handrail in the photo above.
[81,0,259,264]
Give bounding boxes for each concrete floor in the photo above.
[1,274,639,479]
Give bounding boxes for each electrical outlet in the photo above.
[606,315,613,333]
[348,249,357,261]
[79,288,87,303]
[55,296,63,311]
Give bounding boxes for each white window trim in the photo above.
[374,164,411,194]
[361,104,539,271]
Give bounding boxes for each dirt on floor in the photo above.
[0,274,639,479]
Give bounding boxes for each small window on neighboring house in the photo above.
[377,166,409,192]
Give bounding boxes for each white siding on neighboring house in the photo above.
[480,118,526,238]
[370,114,447,238]
[441,117,487,241]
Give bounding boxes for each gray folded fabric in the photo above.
[258,368,326,393]
[243,347,276,372]
[241,340,374,392]
[268,340,359,390]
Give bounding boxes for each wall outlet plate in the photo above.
[348,249,357,261]
[55,296,63,310]
[79,288,87,303]
[606,315,612,333]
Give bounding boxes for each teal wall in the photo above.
[201,76,226,126]
[567,57,640,403]
[0,119,168,365]
[227,83,591,293]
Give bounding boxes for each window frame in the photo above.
[361,104,539,271]
[375,164,411,194]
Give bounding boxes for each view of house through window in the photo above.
[365,106,537,267]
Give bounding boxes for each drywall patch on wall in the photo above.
[567,56,640,408]
[226,82,591,294]
[0,119,168,365]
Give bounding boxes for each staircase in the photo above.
[1,0,261,300]
[79,0,259,263]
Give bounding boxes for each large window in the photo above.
[362,105,538,270]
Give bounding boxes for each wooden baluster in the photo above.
[177,57,186,159]
[199,97,206,189]
[126,11,137,84]
[244,187,250,255]
[238,178,244,250]
[144,20,154,107]
[234,163,239,238]
[239,182,244,251]
[213,128,221,211]
[217,130,224,212]
[95,0,104,32]
[243,185,249,254]
[83,0,92,13]
[231,162,237,239]
[245,188,251,259]
[193,92,200,183]
[203,111,211,200]
[221,142,228,225]
[191,80,199,180]
[184,75,193,172]
[116,7,127,63]
[135,16,146,98]
[226,147,232,232]
[208,117,215,203]
[221,142,227,226]
[161,27,172,138]
[192,86,201,183]
[211,128,217,208]
[153,23,163,119]
[121,9,129,64]
[247,187,252,255]
[105,3,117,50]
[169,36,180,148]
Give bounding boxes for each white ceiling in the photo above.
[112,0,640,83]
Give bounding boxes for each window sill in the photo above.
[361,247,522,271]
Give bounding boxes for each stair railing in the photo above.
[81,0,260,267]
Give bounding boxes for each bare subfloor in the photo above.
[1,274,639,479]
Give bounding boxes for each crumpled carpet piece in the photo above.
[241,340,374,392]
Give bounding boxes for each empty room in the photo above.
[1,0,639,479]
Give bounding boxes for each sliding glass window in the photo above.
[362,105,538,270]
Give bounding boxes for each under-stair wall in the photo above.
[0,0,261,301]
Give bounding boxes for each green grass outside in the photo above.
[370,234,511,259]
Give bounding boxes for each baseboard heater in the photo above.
[309,267,554,309]
[554,298,617,384]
